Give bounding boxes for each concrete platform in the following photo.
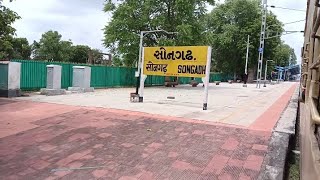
[19,82,297,128]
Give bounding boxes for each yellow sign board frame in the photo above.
[139,46,212,110]
[142,46,210,78]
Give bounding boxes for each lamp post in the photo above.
[264,60,273,87]
[135,30,178,97]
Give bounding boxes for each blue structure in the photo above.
[274,65,300,80]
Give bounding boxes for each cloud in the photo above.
[267,0,306,64]
[3,0,110,52]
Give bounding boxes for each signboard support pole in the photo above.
[203,46,212,110]
[139,48,146,102]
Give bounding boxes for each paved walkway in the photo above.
[17,82,296,127]
[0,83,297,180]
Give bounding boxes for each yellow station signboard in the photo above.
[143,46,210,78]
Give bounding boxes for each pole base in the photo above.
[242,84,247,87]
[203,103,208,110]
[139,97,143,102]
[135,77,140,94]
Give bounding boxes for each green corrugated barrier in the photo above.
[9,60,227,90]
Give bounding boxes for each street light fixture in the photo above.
[135,30,178,96]
[264,60,274,87]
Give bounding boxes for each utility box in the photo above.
[40,65,66,96]
[0,62,21,97]
[68,66,94,93]
[72,66,91,88]
[47,65,62,89]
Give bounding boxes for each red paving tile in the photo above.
[243,155,264,171]
[0,84,296,180]
[221,137,240,151]
[202,154,230,175]
[249,83,297,131]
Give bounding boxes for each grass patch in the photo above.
[287,154,300,180]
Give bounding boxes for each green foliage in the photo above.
[103,0,215,67]
[33,31,72,61]
[32,31,107,64]
[272,42,297,67]
[32,30,73,61]
[290,48,297,65]
[0,3,21,59]
[91,49,104,64]
[69,45,90,63]
[11,37,31,59]
[205,0,283,75]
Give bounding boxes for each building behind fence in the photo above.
[9,60,229,90]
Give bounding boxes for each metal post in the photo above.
[139,48,146,102]
[256,0,268,88]
[203,46,212,110]
[135,30,177,96]
[245,35,250,74]
[135,32,144,95]
[263,60,272,87]
[243,35,250,87]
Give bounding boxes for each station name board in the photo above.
[143,46,210,78]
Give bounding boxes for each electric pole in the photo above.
[256,0,268,88]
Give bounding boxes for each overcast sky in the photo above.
[3,0,306,64]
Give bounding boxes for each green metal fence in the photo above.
[10,60,227,90]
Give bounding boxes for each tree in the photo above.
[289,48,297,65]
[32,31,73,61]
[103,0,215,67]
[69,45,90,63]
[91,49,104,64]
[11,37,31,59]
[205,0,283,77]
[272,42,296,67]
[0,2,20,60]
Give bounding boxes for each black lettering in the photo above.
[154,51,160,59]
[177,65,207,74]
[167,51,175,60]
[160,47,167,60]
[186,65,191,73]
[202,66,206,74]
[197,66,201,74]
[178,65,182,73]
[181,51,186,60]
[175,51,182,59]
[186,50,193,60]
[183,65,186,73]
[191,65,195,74]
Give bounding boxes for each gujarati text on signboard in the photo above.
[143,46,209,78]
